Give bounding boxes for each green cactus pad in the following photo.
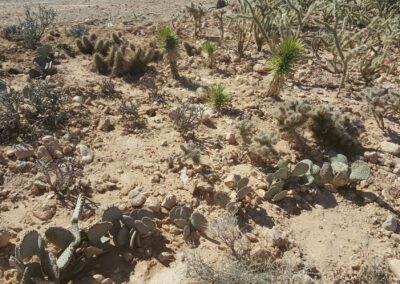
[350,160,370,181]
[264,181,284,200]
[129,230,138,249]
[226,201,240,215]
[121,215,136,229]
[183,225,191,240]
[332,171,350,188]
[116,226,129,247]
[87,222,113,247]
[290,161,310,177]
[16,230,44,263]
[318,162,334,184]
[102,206,122,223]
[236,186,251,201]
[71,194,84,224]
[21,262,43,284]
[272,190,289,202]
[190,212,208,232]
[173,218,189,229]
[169,206,192,222]
[45,226,75,250]
[330,154,348,165]
[56,242,75,270]
[213,191,230,207]
[131,208,154,221]
[41,252,60,282]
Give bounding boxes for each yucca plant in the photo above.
[202,41,216,68]
[266,37,304,97]
[157,27,180,79]
[208,84,230,111]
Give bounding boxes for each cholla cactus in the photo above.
[266,37,304,97]
[186,3,206,37]
[224,175,252,217]
[157,27,180,79]
[309,107,363,154]
[202,41,216,68]
[169,206,208,241]
[275,100,311,147]
[76,33,98,54]
[235,119,254,145]
[249,131,279,163]
[364,86,400,129]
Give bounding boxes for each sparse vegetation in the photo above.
[202,41,216,68]
[157,27,180,79]
[208,84,229,110]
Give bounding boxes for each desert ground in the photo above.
[0,0,400,283]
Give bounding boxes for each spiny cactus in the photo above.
[101,206,157,249]
[169,206,208,241]
[309,107,363,155]
[202,41,216,68]
[364,86,400,129]
[248,131,279,163]
[180,143,201,164]
[157,27,180,79]
[186,3,206,37]
[266,36,304,97]
[235,119,254,145]
[208,84,229,110]
[76,33,97,54]
[13,194,113,283]
[224,175,252,216]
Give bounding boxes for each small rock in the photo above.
[98,118,113,132]
[380,141,400,156]
[42,136,63,159]
[253,63,266,74]
[226,132,237,145]
[77,144,94,164]
[151,174,161,183]
[36,146,53,162]
[388,259,400,279]
[364,151,378,164]
[161,140,168,147]
[32,200,56,221]
[224,174,236,189]
[382,214,398,232]
[158,252,174,263]
[161,194,177,209]
[145,196,160,213]
[270,230,288,249]
[245,233,258,242]
[101,278,114,284]
[72,96,83,104]
[14,144,34,160]
[0,227,11,248]
[128,188,146,207]
[92,274,104,283]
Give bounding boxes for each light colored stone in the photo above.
[364,151,378,164]
[14,144,34,160]
[128,188,146,207]
[145,196,160,213]
[77,144,94,164]
[42,136,63,159]
[98,118,113,132]
[161,194,177,209]
[101,278,114,284]
[158,252,174,262]
[253,63,266,74]
[382,214,398,232]
[36,146,53,162]
[380,141,400,156]
[32,200,56,221]
[224,174,236,189]
[72,96,83,104]
[388,259,400,279]
[0,227,11,248]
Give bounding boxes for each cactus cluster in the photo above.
[101,206,157,249]
[309,107,363,154]
[248,131,279,163]
[276,100,311,132]
[13,195,112,283]
[77,32,160,77]
[263,154,370,202]
[185,3,206,37]
[169,206,207,241]
[364,86,400,129]
[214,175,252,216]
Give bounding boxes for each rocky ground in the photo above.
[1,1,400,284]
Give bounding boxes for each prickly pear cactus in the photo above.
[169,206,208,240]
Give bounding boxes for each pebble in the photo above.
[77,144,94,164]
[144,196,160,213]
[382,214,398,232]
[363,151,378,164]
[36,146,53,162]
[226,132,237,145]
[14,144,34,160]
[128,188,146,207]
[224,174,236,189]
[380,141,400,156]
[98,118,113,132]
[161,194,177,209]
[32,200,56,221]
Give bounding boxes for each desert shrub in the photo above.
[170,102,205,136]
[208,84,230,110]
[19,5,56,49]
[186,3,206,37]
[157,27,180,79]
[1,25,22,41]
[249,131,279,163]
[202,41,216,68]
[118,99,146,130]
[364,86,400,129]
[309,107,363,155]
[22,81,64,129]
[66,24,89,38]
[99,79,120,98]
[180,143,201,164]
[266,36,304,97]
[235,119,254,145]
[0,81,22,143]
